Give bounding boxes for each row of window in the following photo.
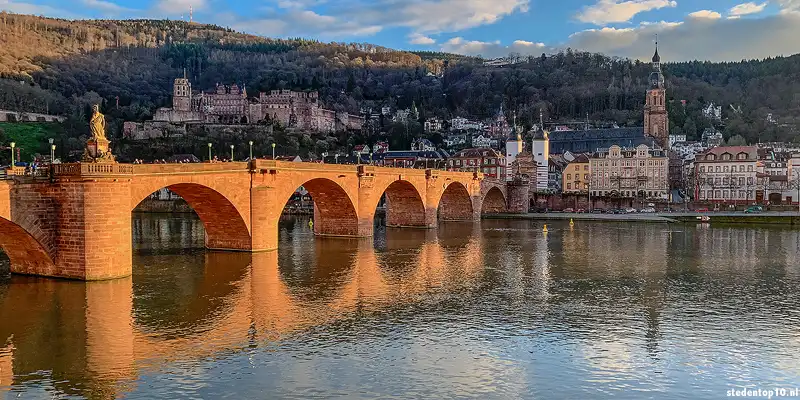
[593,160,664,167]
[698,165,754,173]
[448,158,503,167]
[591,191,666,197]
[565,183,589,190]
[565,174,589,181]
[700,177,755,186]
[699,190,753,200]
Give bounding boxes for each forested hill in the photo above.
[1,12,800,148]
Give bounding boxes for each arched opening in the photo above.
[280,178,359,237]
[382,180,427,228]
[0,217,56,277]
[481,187,507,214]
[438,182,474,221]
[132,183,251,251]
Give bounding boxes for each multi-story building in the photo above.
[694,146,759,203]
[590,144,669,200]
[449,148,506,179]
[548,154,568,193]
[562,154,590,193]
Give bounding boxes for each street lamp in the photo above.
[369,152,373,165]
[249,141,253,160]
[335,154,339,164]
[271,143,276,159]
[230,144,235,161]
[208,143,212,162]
[10,142,15,165]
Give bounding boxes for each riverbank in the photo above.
[486,212,800,225]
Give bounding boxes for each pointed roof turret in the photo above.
[652,44,660,63]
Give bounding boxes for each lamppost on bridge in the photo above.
[369,152,373,165]
[271,143,276,160]
[230,144,235,161]
[10,142,15,165]
[249,141,253,160]
[207,143,212,162]
[48,138,54,163]
[334,154,339,164]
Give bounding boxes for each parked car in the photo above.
[564,208,574,213]
[625,208,637,213]
[745,206,763,213]
[591,209,604,214]
[640,207,656,213]
[576,208,586,213]
[611,209,626,214]
[696,207,709,212]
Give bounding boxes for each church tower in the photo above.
[644,42,669,149]
[172,69,192,112]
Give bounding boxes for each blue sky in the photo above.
[3,0,800,61]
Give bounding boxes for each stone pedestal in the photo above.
[82,138,116,163]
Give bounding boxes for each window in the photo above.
[724,166,729,173]
[748,177,754,185]
[739,177,745,185]
[584,174,589,180]
[700,166,706,172]
[575,165,580,171]
[567,183,572,190]
[723,190,729,198]
[716,166,721,173]
[740,166,745,172]
[567,174,572,180]
[748,165,753,172]
[584,165,589,171]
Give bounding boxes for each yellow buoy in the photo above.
[569,218,575,227]
[308,219,314,229]
[543,224,548,233]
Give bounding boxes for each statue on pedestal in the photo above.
[82,104,116,163]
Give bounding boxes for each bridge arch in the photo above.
[0,217,56,276]
[379,180,427,228]
[481,186,507,214]
[281,178,359,237]
[132,183,251,251]
[438,181,474,221]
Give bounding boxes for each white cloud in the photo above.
[576,0,678,25]
[688,10,722,19]
[567,13,800,61]
[409,33,436,45]
[440,37,549,59]
[154,0,207,15]
[729,2,768,16]
[0,0,81,17]
[230,10,382,38]
[82,0,131,14]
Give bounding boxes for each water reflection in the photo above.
[0,216,799,399]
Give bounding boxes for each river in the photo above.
[1,215,799,399]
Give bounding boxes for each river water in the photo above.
[1,215,799,399]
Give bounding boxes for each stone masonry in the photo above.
[0,161,517,280]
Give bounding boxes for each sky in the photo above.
[3,0,800,61]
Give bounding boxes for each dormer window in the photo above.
[706,154,716,161]
[722,153,732,161]
[737,153,748,160]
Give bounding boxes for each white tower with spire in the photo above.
[531,110,550,191]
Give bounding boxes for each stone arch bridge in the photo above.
[0,161,515,280]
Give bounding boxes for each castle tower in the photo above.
[173,69,192,112]
[644,41,669,149]
[531,110,550,191]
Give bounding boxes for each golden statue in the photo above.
[89,104,106,141]
[82,104,115,163]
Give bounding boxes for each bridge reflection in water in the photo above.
[0,214,487,398]
[3,216,800,399]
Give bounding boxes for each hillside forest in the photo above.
[1,12,800,163]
